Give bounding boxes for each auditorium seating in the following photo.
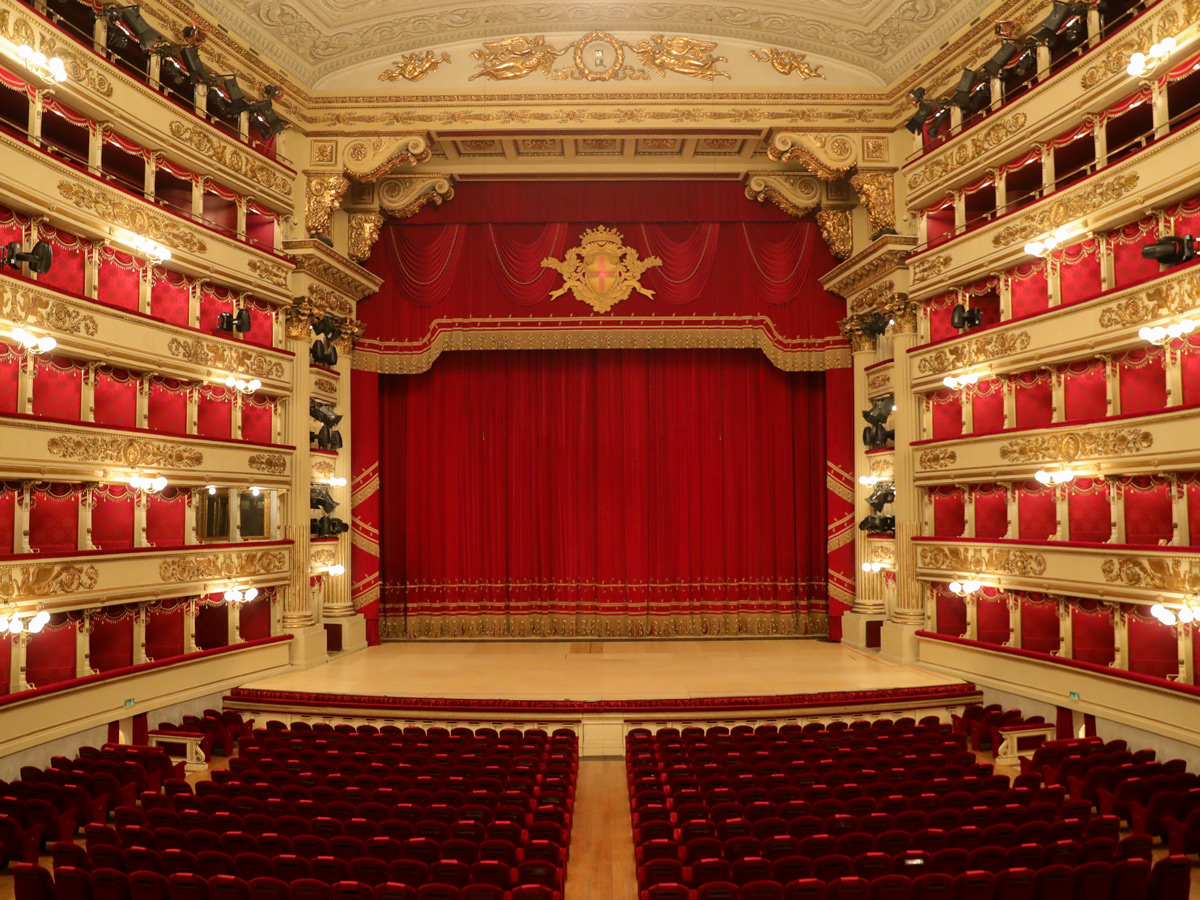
[625,721,1195,900]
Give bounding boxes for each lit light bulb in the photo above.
[207,485,217,495]
[1035,470,1052,484]
[1151,603,1167,618]
[1162,37,1178,54]
[224,588,243,603]
[9,617,23,635]
[48,56,67,82]
[328,564,346,576]
[1127,52,1147,76]
[963,580,982,594]
[1179,606,1195,624]
[1042,236,1059,252]
[960,373,979,385]
[246,380,261,393]
[1181,319,1196,333]
[943,376,959,389]
[949,581,963,594]
[224,376,237,388]
[35,336,56,354]
[1024,241,1045,257]
[250,486,261,496]
[29,611,49,633]
[243,587,259,602]
[1167,323,1184,339]
[1161,608,1178,625]
[891,405,898,412]
[0,615,8,632]
[329,477,347,487]
[859,475,879,486]
[1139,326,1154,341]
[151,476,168,492]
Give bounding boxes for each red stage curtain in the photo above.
[969,381,1005,434]
[89,607,134,672]
[151,268,191,327]
[196,385,232,439]
[1068,478,1112,542]
[96,248,143,312]
[1013,373,1053,429]
[1062,360,1107,421]
[94,367,138,428]
[146,488,186,546]
[1054,239,1103,305]
[1122,477,1173,545]
[1110,218,1161,289]
[35,226,86,296]
[24,617,76,687]
[928,390,964,440]
[1073,601,1115,665]
[145,601,184,660]
[32,356,83,421]
[148,377,187,434]
[1127,607,1178,678]
[974,485,1010,540]
[1117,348,1167,416]
[379,348,831,637]
[239,589,272,641]
[91,485,134,551]
[351,369,382,644]
[29,484,79,554]
[195,597,228,649]
[1016,480,1056,541]
[1021,594,1061,653]
[0,345,20,414]
[977,591,1010,645]
[936,588,967,637]
[241,395,273,444]
[1008,262,1049,319]
[930,487,965,538]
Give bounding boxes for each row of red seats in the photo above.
[15,864,558,900]
[637,854,1188,900]
[627,740,969,763]
[631,763,992,794]
[217,771,574,799]
[261,724,571,740]
[628,720,948,740]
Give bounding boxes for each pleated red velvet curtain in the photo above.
[378,348,830,638]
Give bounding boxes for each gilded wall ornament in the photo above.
[1101,557,1200,592]
[849,172,896,237]
[305,173,350,238]
[247,258,291,288]
[911,253,952,284]
[1080,22,1155,90]
[378,175,456,220]
[1,285,98,336]
[312,460,336,478]
[347,212,385,262]
[469,32,729,83]
[290,249,380,301]
[167,337,285,380]
[0,563,99,601]
[998,428,1153,464]
[541,226,663,314]
[767,132,856,181]
[743,173,820,220]
[158,551,288,582]
[907,114,1027,193]
[918,545,1046,577]
[816,209,854,262]
[168,122,292,195]
[313,378,338,395]
[628,35,729,81]
[1098,270,1200,329]
[749,48,824,79]
[918,448,958,470]
[248,453,287,475]
[57,182,207,254]
[991,173,1141,247]
[917,331,1031,376]
[379,51,451,82]
[47,435,203,468]
[867,372,892,393]
[342,137,433,182]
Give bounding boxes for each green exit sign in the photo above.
[124,698,135,708]
[1069,691,1080,701]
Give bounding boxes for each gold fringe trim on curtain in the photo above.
[380,611,828,640]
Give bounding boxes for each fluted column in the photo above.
[281,328,320,641]
[888,309,924,628]
[851,339,884,616]
[323,361,354,619]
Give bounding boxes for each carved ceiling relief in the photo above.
[468,32,731,82]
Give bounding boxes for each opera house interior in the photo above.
[0,0,1200,897]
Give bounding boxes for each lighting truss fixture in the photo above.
[904,87,938,134]
[129,473,168,493]
[862,423,895,450]
[866,482,896,512]
[223,586,260,604]
[0,240,53,274]
[1142,234,1195,266]
[942,372,981,390]
[861,395,894,427]
[1035,467,1076,485]
[310,484,339,514]
[948,579,983,596]
[9,327,56,355]
[0,608,50,635]
[951,304,984,330]
[981,41,1019,78]
[223,375,262,394]
[249,86,287,140]
[311,339,338,367]
[1031,1,1076,45]
[17,45,68,83]
[221,75,251,116]
[860,312,890,340]
[857,515,895,534]
[1127,36,1177,77]
[310,515,349,537]
[130,234,172,263]
[105,5,163,51]
[951,68,990,112]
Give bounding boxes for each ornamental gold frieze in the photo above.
[1101,557,1200,592]
[749,49,824,80]
[247,258,291,289]
[469,33,729,83]
[312,459,336,479]
[248,454,287,475]
[47,435,204,469]
[1098,269,1200,329]
[0,10,112,97]
[821,239,916,300]
[310,547,336,569]
[998,428,1154,464]
[158,550,289,583]
[906,115,1027,194]
[918,448,958,470]
[911,254,951,285]
[869,456,894,480]
[166,338,285,380]
[916,332,1031,377]
[867,371,892,394]
[379,51,451,83]
[312,378,338,396]
[1,284,98,337]
[0,563,99,601]
[56,182,207,255]
[870,542,896,565]
[918,545,1047,577]
[286,242,382,301]
[167,122,292,197]
[990,173,1140,248]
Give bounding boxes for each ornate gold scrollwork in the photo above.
[158,551,288,582]
[991,173,1140,247]
[749,48,824,79]
[347,212,384,263]
[57,182,207,254]
[918,448,958,470]
[248,453,287,475]
[468,32,729,82]
[379,51,450,82]
[743,173,821,219]
[917,331,1032,376]
[167,338,285,380]
[767,132,857,181]
[0,563,99,600]
[541,226,663,314]
[849,172,897,238]
[47,435,203,468]
[305,173,350,239]
[816,209,853,262]
[998,428,1153,464]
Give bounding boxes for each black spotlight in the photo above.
[310,399,343,427]
[310,485,338,514]
[981,42,1018,78]
[249,88,287,140]
[905,88,937,134]
[951,304,985,330]
[310,515,349,537]
[0,240,53,274]
[862,395,895,427]
[222,76,250,116]
[1009,42,1037,79]
[861,312,890,340]
[179,44,211,85]
[216,312,235,333]
[106,5,162,50]
[1142,235,1195,266]
[311,339,338,367]
[952,68,991,113]
[862,423,895,450]
[867,483,897,512]
[858,515,896,534]
[234,308,252,333]
[1032,1,1073,44]
[313,315,343,341]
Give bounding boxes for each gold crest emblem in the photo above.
[541,226,663,314]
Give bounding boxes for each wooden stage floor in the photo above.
[239,639,964,702]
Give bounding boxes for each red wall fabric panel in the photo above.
[1055,241,1103,305]
[196,391,232,439]
[145,604,184,660]
[89,611,134,672]
[1062,362,1107,421]
[974,489,1010,540]
[1187,481,1200,547]
[1118,350,1168,416]
[927,293,959,342]
[352,369,382,644]
[1016,482,1056,541]
[151,270,190,327]
[936,590,967,637]
[1009,263,1049,319]
[1181,342,1200,405]
[94,369,138,428]
[1068,480,1112,542]
[148,380,187,434]
[1014,377,1053,429]
[929,392,964,440]
[146,490,186,547]
[977,594,1010,645]
[1127,610,1178,679]
[32,358,82,421]
[36,236,86,296]
[91,489,134,550]
[379,348,830,637]
[971,387,1005,434]
[198,291,234,338]
[1021,596,1060,653]
[243,304,274,348]
[239,593,272,641]
[932,490,965,538]
[194,601,228,650]
[1123,480,1173,545]
[241,399,272,444]
[96,252,142,312]
[1112,223,1161,288]
[29,488,78,554]
[0,489,14,554]
[1072,604,1115,665]
[24,620,76,687]
[0,349,18,415]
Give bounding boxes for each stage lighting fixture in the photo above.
[866,483,896,512]
[249,86,288,139]
[858,515,896,534]
[106,5,162,51]
[952,68,989,110]
[216,312,235,333]
[1142,235,1195,266]
[904,87,936,134]
[861,312,889,339]
[310,339,338,367]
[179,44,211,85]
[311,515,349,537]
[862,423,895,449]
[1009,43,1037,79]
[0,240,53,274]
[313,315,343,341]
[310,400,343,427]
[222,75,251,115]
[861,395,895,427]
[951,304,984,330]
[1032,1,1074,44]
[981,41,1019,78]
[234,308,252,333]
[310,485,338,514]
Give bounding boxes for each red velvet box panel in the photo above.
[1020,595,1061,653]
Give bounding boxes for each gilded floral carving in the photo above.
[917,331,1031,376]
[379,51,451,82]
[1101,557,1200,592]
[312,460,336,478]
[998,428,1153,464]
[47,435,203,468]
[167,338,285,379]
[749,48,824,79]
[247,258,291,288]
[310,547,336,569]
[867,372,891,392]
[849,172,896,237]
[918,448,957,470]
[57,182,207,255]
[248,453,287,475]
[0,285,98,337]
[1098,270,1200,329]
[918,545,1046,577]
[158,551,289,582]
[767,132,856,181]
[816,209,853,262]
[305,173,350,238]
[168,122,292,194]
[907,114,1026,192]
[991,173,1140,247]
[347,212,384,262]
[469,32,729,82]
[313,378,337,395]
[911,253,951,284]
[0,563,99,600]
